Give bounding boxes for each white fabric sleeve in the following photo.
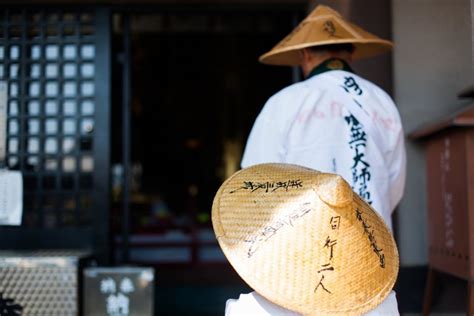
[387,126,407,213]
[225,292,299,316]
[372,88,407,213]
[225,291,399,315]
[241,99,285,168]
[365,291,400,316]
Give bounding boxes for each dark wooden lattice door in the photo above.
[0,7,111,260]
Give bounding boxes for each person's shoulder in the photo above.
[334,71,398,110]
[361,77,401,119]
[268,79,311,102]
[321,71,380,91]
[323,70,402,121]
[357,75,395,105]
[348,73,403,127]
[334,71,390,100]
[259,79,315,114]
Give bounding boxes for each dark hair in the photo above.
[307,43,355,54]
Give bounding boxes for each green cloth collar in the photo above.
[307,58,354,79]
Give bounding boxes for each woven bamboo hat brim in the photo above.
[259,5,393,66]
[212,163,399,316]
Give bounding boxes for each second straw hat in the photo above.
[212,163,399,315]
[259,5,393,66]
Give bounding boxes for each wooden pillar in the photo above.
[469,280,474,316]
[422,267,436,316]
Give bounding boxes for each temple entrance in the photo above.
[111,7,304,266]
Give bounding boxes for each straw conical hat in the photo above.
[259,5,393,66]
[212,163,398,315]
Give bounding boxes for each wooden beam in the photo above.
[1,0,306,5]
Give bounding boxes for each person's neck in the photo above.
[303,52,351,78]
[306,58,354,79]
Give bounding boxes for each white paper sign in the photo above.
[0,170,22,226]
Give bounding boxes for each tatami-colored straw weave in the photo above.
[212,163,398,316]
[259,5,393,66]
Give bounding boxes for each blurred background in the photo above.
[0,0,473,315]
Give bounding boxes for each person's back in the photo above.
[241,64,406,230]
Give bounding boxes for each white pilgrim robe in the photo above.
[241,69,406,231]
[238,69,406,315]
[225,291,399,316]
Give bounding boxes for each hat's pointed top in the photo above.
[307,5,342,19]
[315,173,353,207]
